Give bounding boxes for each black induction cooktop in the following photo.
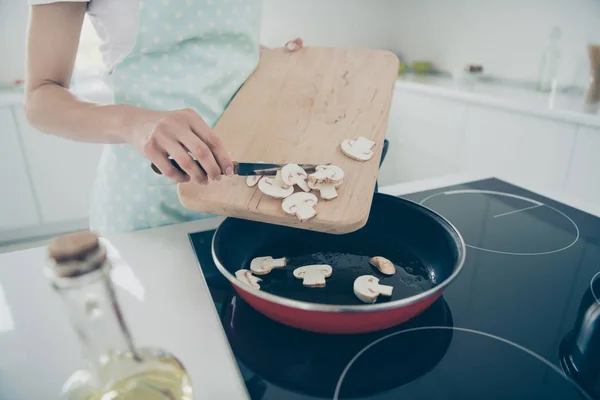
[189,178,600,400]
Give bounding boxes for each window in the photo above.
[73,15,103,80]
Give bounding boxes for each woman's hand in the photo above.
[130,108,233,185]
[260,37,304,55]
[24,2,231,187]
[133,39,303,185]
[284,38,304,52]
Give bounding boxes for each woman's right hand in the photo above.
[24,3,231,186]
[130,108,233,185]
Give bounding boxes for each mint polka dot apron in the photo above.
[89,0,261,235]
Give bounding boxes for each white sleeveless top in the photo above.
[29,0,263,235]
[29,0,261,88]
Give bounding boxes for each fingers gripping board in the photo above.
[178,47,399,234]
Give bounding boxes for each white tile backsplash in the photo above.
[389,0,600,86]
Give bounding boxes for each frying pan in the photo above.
[221,294,453,397]
[211,192,466,334]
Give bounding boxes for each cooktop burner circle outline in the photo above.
[591,271,600,305]
[334,326,593,400]
[419,190,580,256]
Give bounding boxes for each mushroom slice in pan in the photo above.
[369,256,396,276]
[282,192,318,221]
[293,264,333,288]
[250,256,287,275]
[353,275,393,303]
[235,269,262,289]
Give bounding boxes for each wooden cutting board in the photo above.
[178,46,399,234]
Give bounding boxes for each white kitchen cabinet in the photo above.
[565,126,600,204]
[461,107,578,193]
[0,107,40,231]
[379,90,466,185]
[13,107,103,224]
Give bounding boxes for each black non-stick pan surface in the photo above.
[213,193,463,306]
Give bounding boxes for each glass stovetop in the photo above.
[189,178,600,400]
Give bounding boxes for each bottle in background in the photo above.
[537,27,562,92]
[45,231,193,400]
[586,44,600,103]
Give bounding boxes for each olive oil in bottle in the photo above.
[45,231,193,400]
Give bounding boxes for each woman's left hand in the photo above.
[284,38,304,52]
[260,38,304,55]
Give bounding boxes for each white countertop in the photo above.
[396,74,600,129]
[1,173,599,400]
[0,90,25,109]
[2,74,598,129]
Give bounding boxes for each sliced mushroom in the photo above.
[369,256,396,276]
[259,171,295,198]
[282,192,318,221]
[273,170,290,189]
[235,269,262,289]
[341,136,375,161]
[246,175,262,187]
[308,165,344,185]
[250,256,287,275]
[308,179,343,200]
[293,264,333,287]
[246,161,266,187]
[281,163,310,192]
[353,275,393,303]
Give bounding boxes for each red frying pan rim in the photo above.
[211,196,467,313]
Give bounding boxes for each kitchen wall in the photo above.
[260,0,393,50]
[389,0,600,87]
[6,0,598,87]
[0,1,29,85]
[1,0,395,85]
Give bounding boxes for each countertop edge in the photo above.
[382,173,600,218]
[3,80,598,128]
[394,80,600,129]
[4,174,598,254]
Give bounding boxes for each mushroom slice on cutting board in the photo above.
[353,275,393,303]
[273,170,290,189]
[250,256,287,275]
[259,171,295,198]
[369,256,396,276]
[308,179,343,200]
[281,163,310,192]
[246,161,266,187]
[235,269,262,289]
[308,165,344,185]
[246,175,262,187]
[341,136,375,161]
[293,264,333,288]
[282,192,318,221]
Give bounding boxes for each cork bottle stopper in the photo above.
[47,231,106,277]
[48,231,99,262]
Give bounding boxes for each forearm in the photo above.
[25,82,155,144]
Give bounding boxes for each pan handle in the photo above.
[375,139,389,193]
